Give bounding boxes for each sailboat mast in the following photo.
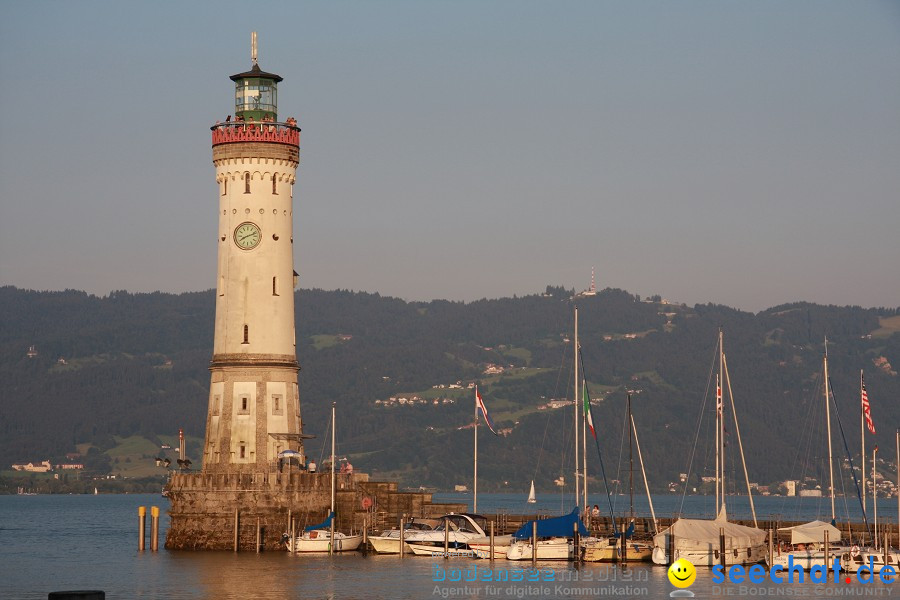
[474,386,479,514]
[574,306,580,512]
[861,369,867,518]
[583,367,589,518]
[722,353,758,527]
[631,406,658,534]
[628,393,634,520]
[825,338,836,521]
[331,402,336,511]
[873,445,878,550]
[717,327,724,512]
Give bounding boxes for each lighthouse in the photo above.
[202,32,304,474]
[165,36,464,550]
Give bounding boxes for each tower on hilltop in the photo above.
[202,32,305,474]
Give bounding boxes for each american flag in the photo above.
[862,376,876,435]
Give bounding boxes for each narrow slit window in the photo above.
[272,175,278,195]
[224,178,227,195]
[239,444,246,459]
[243,324,249,344]
[244,172,250,194]
[241,397,248,411]
[273,276,278,296]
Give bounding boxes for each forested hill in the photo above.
[2,284,899,493]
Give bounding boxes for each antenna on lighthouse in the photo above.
[251,31,258,66]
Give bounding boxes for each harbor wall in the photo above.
[165,471,467,550]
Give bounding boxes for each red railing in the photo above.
[211,122,300,146]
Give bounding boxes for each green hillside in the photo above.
[1,285,898,494]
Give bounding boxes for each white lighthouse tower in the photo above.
[202,33,304,474]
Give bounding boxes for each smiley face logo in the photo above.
[667,558,697,588]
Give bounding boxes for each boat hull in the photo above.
[651,543,767,567]
[582,539,652,562]
[287,530,363,553]
[506,538,573,561]
[840,550,900,573]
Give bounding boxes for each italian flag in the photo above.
[583,383,596,440]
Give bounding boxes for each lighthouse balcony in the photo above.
[211,121,300,147]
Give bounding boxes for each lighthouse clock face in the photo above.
[234,222,261,250]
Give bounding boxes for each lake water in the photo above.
[1,493,898,599]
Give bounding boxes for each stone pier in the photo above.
[165,471,467,550]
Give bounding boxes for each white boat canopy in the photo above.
[777,520,841,545]
[652,506,766,550]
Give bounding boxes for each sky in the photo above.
[1,1,898,313]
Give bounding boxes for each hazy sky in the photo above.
[1,1,898,313]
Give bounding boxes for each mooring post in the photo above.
[362,513,368,556]
[256,517,261,554]
[444,516,450,558]
[531,520,538,568]
[150,506,159,552]
[768,528,774,565]
[490,521,495,563]
[138,506,146,551]
[290,516,296,554]
[719,527,726,568]
[233,507,239,552]
[621,522,627,565]
[400,515,406,559]
[667,530,675,565]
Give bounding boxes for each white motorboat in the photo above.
[403,513,488,556]
[506,537,574,561]
[368,518,440,554]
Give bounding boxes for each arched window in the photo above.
[244,172,250,194]
[243,324,249,344]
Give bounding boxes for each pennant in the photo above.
[862,376,876,435]
[583,383,596,440]
[475,386,499,435]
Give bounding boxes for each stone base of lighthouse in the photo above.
[164,472,466,550]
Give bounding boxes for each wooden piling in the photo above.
[400,516,406,559]
[621,523,627,565]
[362,513,368,556]
[531,520,537,568]
[824,530,829,568]
[768,528,774,565]
[490,521,495,563]
[290,517,296,554]
[256,517,261,553]
[233,507,239,552]
[573,521,580,564]
[138,506,146,551]
[150,506,159,552]
[444,516,450,558]
[719,527,726,568]
[667,530,675,565]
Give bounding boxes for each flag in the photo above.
[862,376,876,435]
[716,375,723,415]
[583,383,596,440]
[475,386,499,435]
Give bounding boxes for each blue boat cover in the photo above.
[305,511,335,532]
[513,507,589,539]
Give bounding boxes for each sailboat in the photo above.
[527,481,536,504]
[506,306,600,561]
[286,403,363,553]
[771,341,853,570]
[651,328,766,566]
[582,393,657,562]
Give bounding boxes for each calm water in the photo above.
[1,493,898,599]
